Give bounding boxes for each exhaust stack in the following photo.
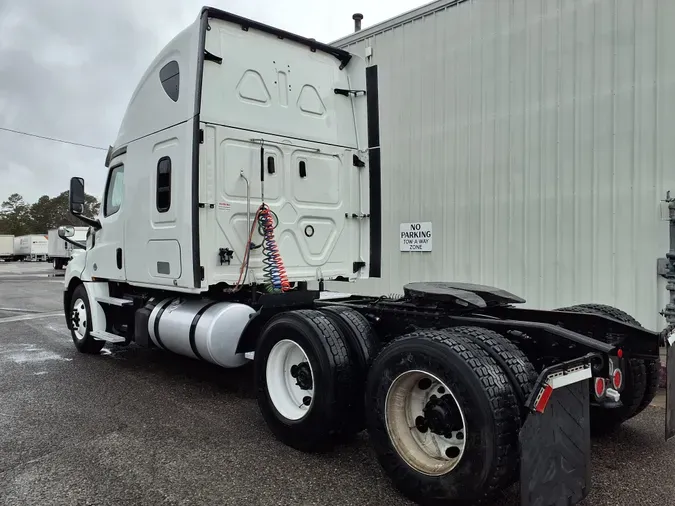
[353,13,363,32]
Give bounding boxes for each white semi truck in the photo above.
[59,7,673,506]
[48,227,88,269]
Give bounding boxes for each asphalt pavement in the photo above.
[0,262,673,506]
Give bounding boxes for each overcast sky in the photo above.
[0,0,427,205]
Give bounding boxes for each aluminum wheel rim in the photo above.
[385,370,467,476]
[71,298,88,340]
[266,339,315,421]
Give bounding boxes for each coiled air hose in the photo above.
[228,143,291,294]
[257,203,290,292]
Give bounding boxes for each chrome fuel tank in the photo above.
[148,297,255,368]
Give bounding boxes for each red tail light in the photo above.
[613,369,623,390]
[594,377,606,398]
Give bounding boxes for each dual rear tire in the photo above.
[255,313,531,504]
[365,329,524,505]
[253,308,379,452]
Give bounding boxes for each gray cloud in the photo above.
[0,0,421,204]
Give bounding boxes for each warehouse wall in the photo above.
[331,0,675,330]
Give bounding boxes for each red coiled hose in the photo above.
[258,203,291,292]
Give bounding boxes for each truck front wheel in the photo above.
[365,329,520,505]
[69,284,105,354]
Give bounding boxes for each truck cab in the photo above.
[65,8,374,297]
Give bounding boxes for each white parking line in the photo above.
[0,307,45,313]
[0,312,63,324]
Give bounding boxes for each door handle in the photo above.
[116,248,123,270]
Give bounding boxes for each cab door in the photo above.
[86,162,126,281]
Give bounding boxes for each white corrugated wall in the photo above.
[330,0,675,331]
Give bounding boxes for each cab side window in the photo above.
[104,165,125,217]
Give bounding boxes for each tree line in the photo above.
[0,192,100,236]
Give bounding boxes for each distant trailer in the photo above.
[0,235,14,261]
[13,234,49,262]
[48,227,88,269]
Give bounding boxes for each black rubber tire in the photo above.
[365,328,520,505]
[254,309,358,452]
[320,306,381,435]
[320,306,381,372]
[69,284,106,354]
[554,303,652,433]
[445,326,537,487]
[448,325,538,412]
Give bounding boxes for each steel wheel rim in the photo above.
[385,369,467,476]
[266,339,315,421]
[71,298,88,340]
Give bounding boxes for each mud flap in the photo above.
[666,330,675,440]
[520,381,591,506]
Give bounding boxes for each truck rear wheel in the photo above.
[365,329,520,505]
[320,306,381,435]
[447,326,537,413]
[555,303,656,433]
[69,284,106,354]
[254,309,358,452]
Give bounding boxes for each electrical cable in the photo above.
[224,206,263,293]
[0,126,107,151]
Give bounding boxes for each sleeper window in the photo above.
[159,60,180,102]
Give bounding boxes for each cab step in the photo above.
[96,296,133,307]
[90,330,126,344]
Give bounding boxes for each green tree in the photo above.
[27,195,52,232]
[0,191,100,235]
[0,193,31,235]
[28,191,101,232]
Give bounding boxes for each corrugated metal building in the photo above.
[329,0,675,331]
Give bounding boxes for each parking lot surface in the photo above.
[0,262,673,506]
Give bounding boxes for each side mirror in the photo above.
[58,226,75,239]
[69,177,86,215]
